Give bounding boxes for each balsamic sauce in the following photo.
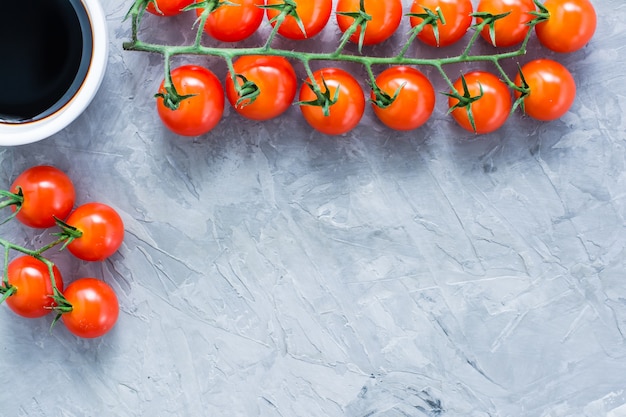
[0,0,92,123]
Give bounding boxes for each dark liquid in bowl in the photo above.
[0,0,92,123]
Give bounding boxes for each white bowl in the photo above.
[0,0,108,146]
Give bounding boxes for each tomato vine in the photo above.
[0,166,123,338]
[122,0,594,134]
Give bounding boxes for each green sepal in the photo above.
[52,217,84,252]
[528,0,550,26]
[260,0,307,38]
[297,77,340,117]
[336,1,372,54]
[234,74,261,107]
[444,74,484,133]
[471,11,511,46]
[370,81,405,109]
[512,63,530,114]
[183,0,235,13]
[0,187,23,225]
[154,84,197,111]
[406,6,446,46]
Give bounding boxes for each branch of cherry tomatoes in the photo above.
[123,0,596,136]
[0,166,124,339]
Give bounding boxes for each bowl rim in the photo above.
[0,0,108,147]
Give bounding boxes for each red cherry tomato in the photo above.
[448,71,512,134]
[266,0,332,40]
[371,66,436,131]
[61,278,119,338]
[9,165,75,228]
[299,68,365,136]
[477,0,536,47]
[225,56,297,121]
[409,0,474,47]
[4,256,64,318]
[146,0,194,16]
[197,0,264,43]
[535,0,596,53]
[514,59,576,121]
[156,65,224,137]
[336,0,403,46]
[65,202,125,262]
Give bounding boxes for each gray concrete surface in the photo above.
[1,1,624,416]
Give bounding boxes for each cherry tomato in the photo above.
[514,59,576,121]
[64,202,125,262]
[299,68,365,136]
[61,278,119,338]
[156,65,224,137]
[9,165,75,228]
[409,0,473,47]
[146,0,194,16]
[4,256,64,318]
[535,0,596,53]
[448,71,512,134]
[371,66,436,131]
[336,0,403,46]
[477,0,536,47]
[197,0,264,43]
[266,0,332,40]
[225,56,297,121]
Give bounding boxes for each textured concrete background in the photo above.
[1,1,625,416]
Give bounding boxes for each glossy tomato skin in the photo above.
[514,59,576,121]
[535,0,596,53]
[372,66,436,131]
[299,68,365,136]
[146,0,194,16]
[266,0,332,40]
[197,0,264,42]
[336,0,403,46]
[10,165,75,228]
[449,71,512,134]
[61,278,119,338]
[225,56,297,121]
[477,0,536,47]
[65,202,125,262]
[5,256,64,318]
[157,65,224,137]
[410,0,473,47]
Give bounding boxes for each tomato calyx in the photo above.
[528,0,550,25]
[154,83,197,111]
[370,81,404,110]
[445,74,484,133]
[184,0,229,15]
[512,64,530,113]
[261,0,307,38]
[298,76,340,117]
[52,217,84,251]
[406,7,446,47]
[336,0,372,53]
[233,74,261,107]
[0,188,24,224]
[49,294,73,330]
[472,11,511,46]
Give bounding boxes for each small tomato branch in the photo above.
[122,0,546,115]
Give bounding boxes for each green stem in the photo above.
[396,16,432,59]
[0,236,69,304]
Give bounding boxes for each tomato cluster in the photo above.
[141,0,596,136]
[0,166,124,339]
